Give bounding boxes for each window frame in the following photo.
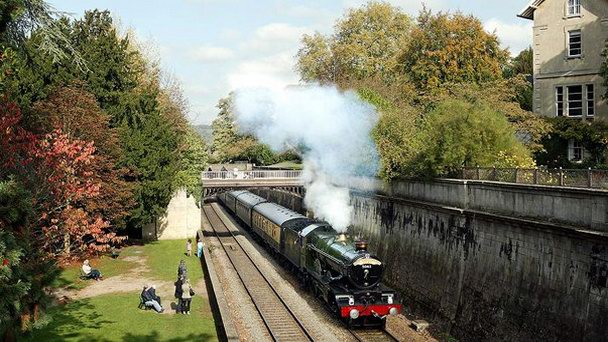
[566,85,583,117]
[567,0,581,17]
[556,86,564,117]
[567,29,582,58]
[586,84,594,117]
[555,84,595,118]
[568,139,584,162]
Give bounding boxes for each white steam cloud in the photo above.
[233,85,379,233]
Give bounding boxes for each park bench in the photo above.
[138,296,151,310]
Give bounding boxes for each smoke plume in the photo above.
[233,85,378,232]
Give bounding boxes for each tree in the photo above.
[296,1,411,85]
[416,99,534,177]
[210,95,279,165]
[536,118,608,168]
[174,127,208,204]
[211,95,239,162]
[366,89,419,180]
[0,0,85,68]
[504,47,533,111]
[296,33,335,84]
[119,95,181,226]
[427,79,551,153]
[32,85,135,227]
[399,10,509,91]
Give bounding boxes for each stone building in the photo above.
[519,0,608,162]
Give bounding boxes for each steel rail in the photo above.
[204,204,315,342]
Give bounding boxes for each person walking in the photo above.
[180,278,194,315]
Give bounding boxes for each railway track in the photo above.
[349,328,399,342]
[204,204,315,342]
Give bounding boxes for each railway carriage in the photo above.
[234,192,266,227]
[224,190,247,214]
[218,190,401,327]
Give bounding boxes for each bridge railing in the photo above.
[460,166,608,189]
[202,170,302,180]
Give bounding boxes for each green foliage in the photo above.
[296,1,411,84]
[399,10,509,91]
[0,179,59,337]
[120,104,180,226]
[211,95,238,162]
[416,99,534,177]
[504,47,533,111]
[536,118,608,168]
[174,127,208,205]
[210,95,280,165]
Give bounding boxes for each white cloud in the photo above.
[241,23,312,55]
[341,0,447,15]
[228,51,299,89]
[190,46,235,63]
[484,18,533,55]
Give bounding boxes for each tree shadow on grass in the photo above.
[121,331,214,342]
[25,299,117,341]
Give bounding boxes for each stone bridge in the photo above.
[201,170,304,197]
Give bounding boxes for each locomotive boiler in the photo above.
[218,190,401,326]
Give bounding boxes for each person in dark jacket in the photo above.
[141,285,163,313]
[174,276,184,313]
[146,285,162,306]
[177,260,187,279]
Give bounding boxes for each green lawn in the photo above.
[141,239,203,282]
[52,252,138,291]
[28,240,218,342]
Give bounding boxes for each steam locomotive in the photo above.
[217,190,401,326]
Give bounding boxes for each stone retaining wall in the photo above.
[260,180,608,341]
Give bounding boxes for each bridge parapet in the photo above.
[201,170,304,197]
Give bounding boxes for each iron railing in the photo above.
[202,170,302,180]
[460,167,608,189]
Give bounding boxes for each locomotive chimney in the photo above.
[355,240,368,251]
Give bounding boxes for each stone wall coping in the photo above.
[439,178,608,196]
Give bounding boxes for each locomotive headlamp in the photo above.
[389,307,398,316]
[349,309,360,319]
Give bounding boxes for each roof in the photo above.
[517,0,545,20]
[253,202,307,226]
[235,192,267,209]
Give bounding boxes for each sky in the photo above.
[48,0,534,125]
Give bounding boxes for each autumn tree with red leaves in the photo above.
[33,85,135,229]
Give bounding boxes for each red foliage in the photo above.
[1,98,126,256]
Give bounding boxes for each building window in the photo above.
[567,0,581,16]
[587,84,594,116]
[555,84,595,117]
[567,85,583,116]
[568,30,582,57]
[568,140,584,162]
[556,86,564,116]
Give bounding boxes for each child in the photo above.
[186,239,192,257]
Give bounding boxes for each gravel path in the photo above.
[53,253,207,316]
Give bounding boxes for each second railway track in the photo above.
[204,204,315,342]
